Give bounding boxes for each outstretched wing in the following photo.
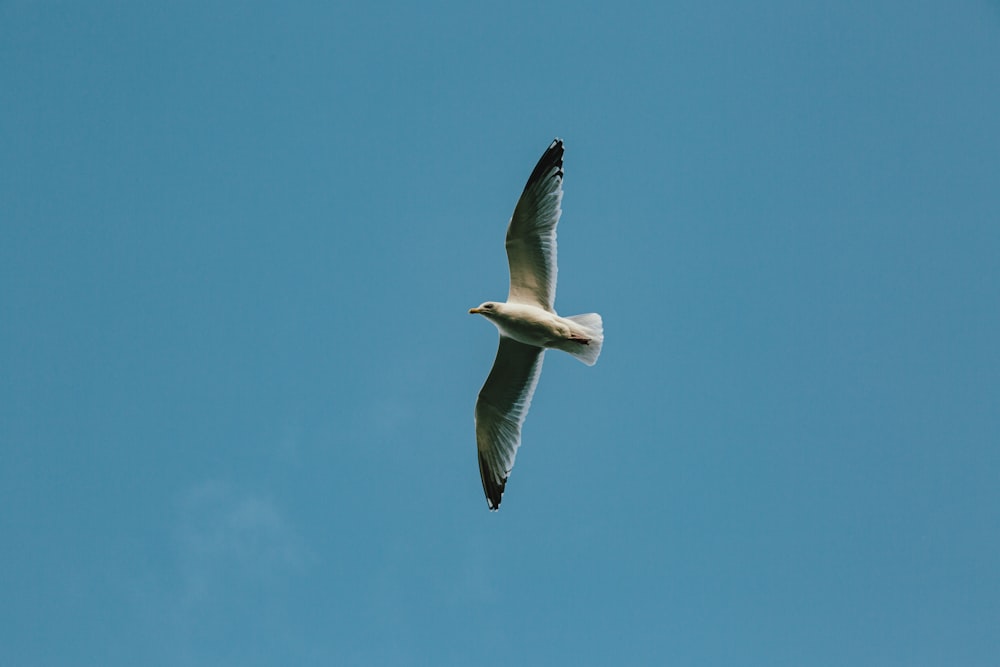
[505,138,563,311]
[475,336,545,510]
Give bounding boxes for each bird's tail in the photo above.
[564,313,604,366]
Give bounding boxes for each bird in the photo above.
[469,138,604,510]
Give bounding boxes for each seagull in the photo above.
[469,138,604,510]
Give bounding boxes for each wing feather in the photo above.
[505,139,563,311]
[474,337,545,510]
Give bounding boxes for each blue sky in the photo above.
[2,1,999,665]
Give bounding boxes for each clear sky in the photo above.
[2,2,999,665]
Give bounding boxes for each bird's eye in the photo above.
[484,304,494,309]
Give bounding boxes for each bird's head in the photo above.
[468,302,500,317]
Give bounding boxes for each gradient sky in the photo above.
[2,2,999,665]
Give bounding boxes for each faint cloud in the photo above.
[120,480,319,665]
[273,410,306,464]
[276,419,301,462]
[173,480,314,602]
[360,355,433,440]
[365,397,416,438]
[447,540,500,606]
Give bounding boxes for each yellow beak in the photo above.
[468,307,481,314]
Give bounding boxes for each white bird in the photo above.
[469,139,604,510]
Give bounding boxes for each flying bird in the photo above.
[469,138,604,510]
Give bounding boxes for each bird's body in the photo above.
[470,139,603,510]
[469,302,601,363]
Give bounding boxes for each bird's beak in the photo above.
[468,307,481,314]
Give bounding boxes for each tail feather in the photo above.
[564,313,603,366]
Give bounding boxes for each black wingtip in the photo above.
[521,138,564,195]
[478,450,506,511]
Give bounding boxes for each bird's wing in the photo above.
[475,336,545,510]
[505,138,563,311]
